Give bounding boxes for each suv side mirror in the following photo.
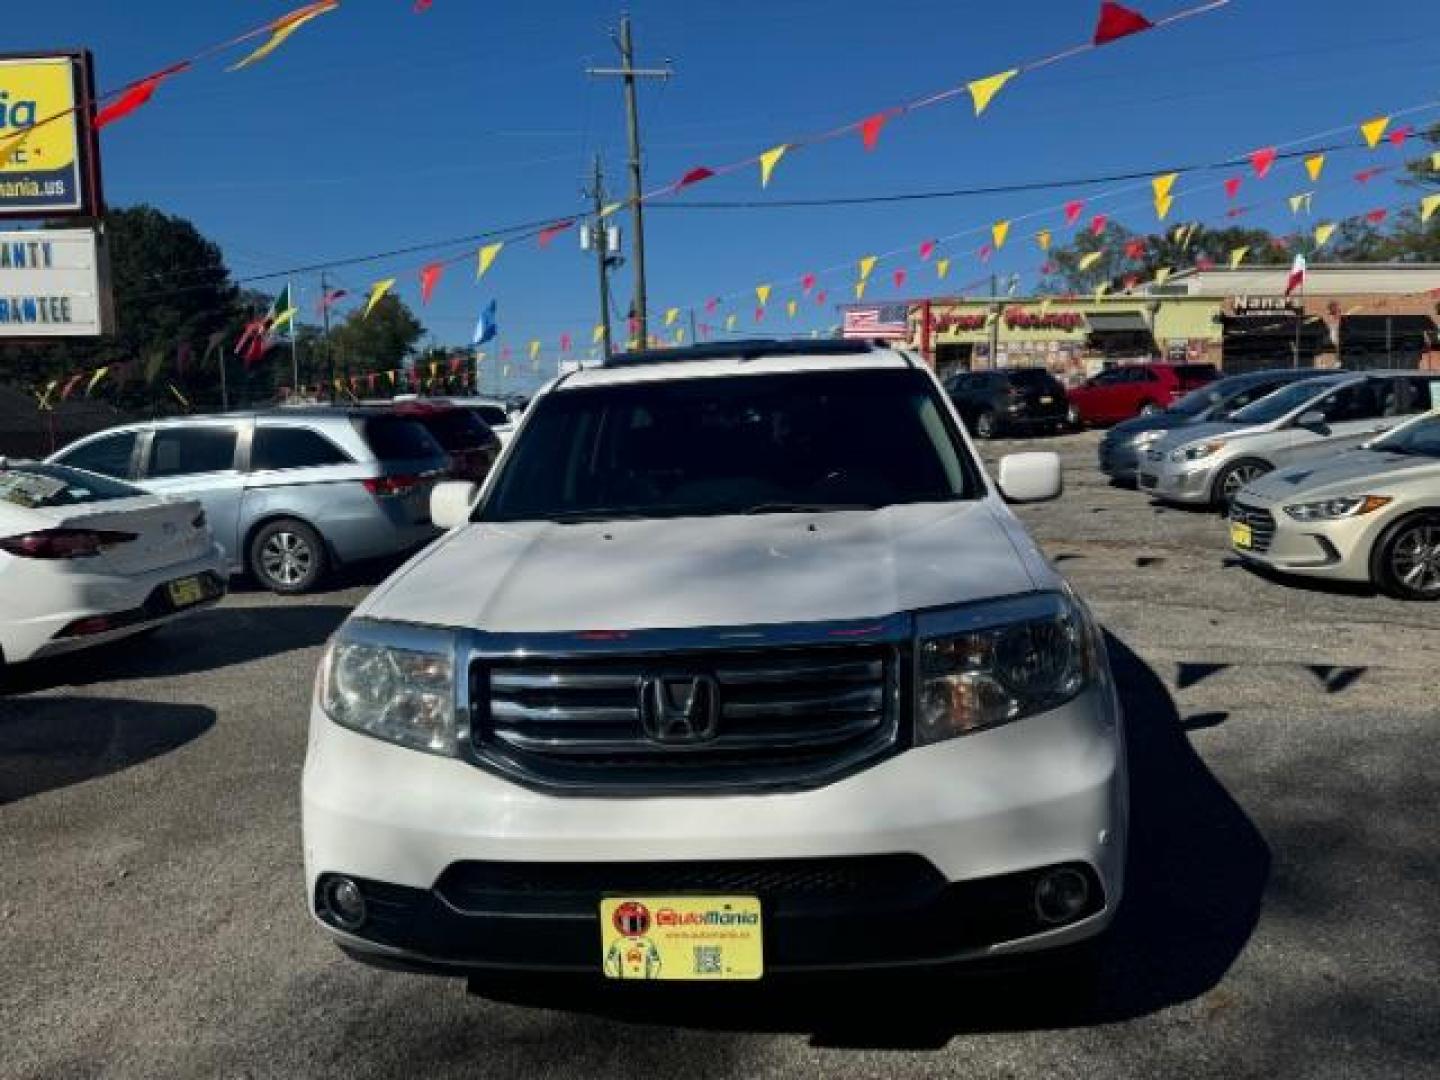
[1295,410,1330,435]
[431,480,479,529]
[997,452,1063,503]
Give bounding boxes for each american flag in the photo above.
[842,304,909,340]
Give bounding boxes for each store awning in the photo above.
[1085,311,1149,333]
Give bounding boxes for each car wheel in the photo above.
[249,518,328,595]
[1213,459,1271,508]
[975,410,999,440]
[1066,403,1083,429]
[1138,400,1161,417]
[1372,513,1440,601]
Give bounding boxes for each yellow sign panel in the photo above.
[600,897,764,981]
[0,55,87,216]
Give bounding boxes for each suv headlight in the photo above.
[1170,440,1225,463]
[916,592,1097,745]
[318,621,459,755]
[1283,495,1392,522]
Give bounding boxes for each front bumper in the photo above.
[1229,501,1383,583]
[1098,438,1147,482]
[1137,457,1217,504]
[302,684,1127,974]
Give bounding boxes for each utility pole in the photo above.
[587,15,671,349]
[988,273,1001,370]
[587,154,615,358]
[320,270,335,392]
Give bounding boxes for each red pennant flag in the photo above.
[1354,167,1384,184]
[449,356,464,373]
[560,333,572,352]
[1123,274,1140,290]
[859,112,891,151]
[801,273,817,293]
[1226,207,1247,219]
[979,244,994,263]
[317,288,348,313]
[94,62,190,130]
[1041,261,1058,275]
[1389,125,1414,147]
[501,345,513,360]
[1366,208,1388,225]
[59,373,85,401]
[1196,257,1215,271]
[367,373,377,390]
[893,269,907,289]
[1249,147,1277,179]
[918,240,936,261]
[1064,200,1085,226]
[1224,176,1242,199]
[1093,1,1154,46]
[1090,214,1108,236]
[754,306,765,322]
[538,219,575,247]
[1124,240,1146,260]
[414,0,434,10]
[1270,237,1291,253]
[674,166,715,191]
[704,297,719,313]
[419,262,444,305]
[698,323,711,339]
[815,290,828,306]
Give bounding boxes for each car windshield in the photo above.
[0,463,141,508]
[480,368,979,523]
[1374,412,1440,457]
[1229,379,1344,425]
[1167,386,1221,417]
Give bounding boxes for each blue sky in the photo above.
[10,0,1440,391]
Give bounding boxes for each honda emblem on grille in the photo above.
[639,674,720,744]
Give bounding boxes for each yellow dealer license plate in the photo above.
[166,575,206,608]
[600,897,763,981]
[1230,522,1253,550]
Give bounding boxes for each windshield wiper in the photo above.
[742,501,882,515]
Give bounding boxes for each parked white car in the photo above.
[303,340,1127,983]
[1230,409,1440,599]
[0,461,226,667]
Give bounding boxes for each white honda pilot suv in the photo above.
[303,340,1127,982]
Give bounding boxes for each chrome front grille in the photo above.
[1230,501,1277,553]
[471,643,903,794]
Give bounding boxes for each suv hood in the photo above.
[359,501,1042,633]
[1240,449,1440,504]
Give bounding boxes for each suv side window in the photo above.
[1397,376,1440,415]
[1227,380,1278,411]
[1316,383,1383,424]
[147,426,239,478]
[251,426,351,471]
[56,431,137,479]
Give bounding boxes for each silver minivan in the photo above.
[49,408,449,593]
[1139,372,1440,507]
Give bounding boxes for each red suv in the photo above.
[1066,362,1219,427]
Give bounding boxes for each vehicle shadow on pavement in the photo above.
[1,604,350,694]
[464,633,1271,1050]
[0,696,214,804]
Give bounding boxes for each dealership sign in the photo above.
[0,52,102,218]
[0,228,113,337]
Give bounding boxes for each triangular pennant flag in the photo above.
[675,166,715,191]
[1389,125,1414,147]
[859,112,890,151]
[1288,192,1313,216]
[664,308,679,327]
[759,144,788,188]
[919,240,936,261]
[1036,229,1052,252]
[674,328,686,344]
[1229,247,1249,270]
[538,219,574,246]
[85,367,110,396]
[893,269,907,289]
[801,273,817,293]
[1249,147,1277,179]
[1154,194,1173,221]
[967,69,1018,116]
[1151,172,1178,202]
[1154,267,1172,286]
[229,1,340,71]
[599,201,624,218]
[419,262,444,305]
[529,340,541,361]
[36,379,57,411]
[1366,208,1388,225]
[851,280,869,301]
[1314,222,1336,247]
[725,314,737,331]
[992,220,1011,249]
[786,299,798,318]
[858,256,878,281]
[1124,240,1147,260]
[1355,167,1383,184]
[705,297,720,313]
[814,290,827,305]
[477,242,503,279]
[94,63,190,130]
[1224,176,1242,200]
[1064,200,1084,226]
[1360,116,1390,149]
[592,324,605,344]
[1432,152,1440,172]
[1305,154,1325,182]
[364,278,395,318]
[936,258,951,279]
[1093,1,1154,46]
[753,307,765,325]
[979,244,994,263]
[1077,251,1103,271]
[755,284,772,306]
[1422,194,1440,224]
[1090,214,1108,236]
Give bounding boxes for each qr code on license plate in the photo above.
[693,946,723,975]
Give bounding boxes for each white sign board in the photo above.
[0,227,112,337]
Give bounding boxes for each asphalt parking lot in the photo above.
[3,429,1437,1080]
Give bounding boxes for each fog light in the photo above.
[323,876,367,931]
[1034,868,1090,925]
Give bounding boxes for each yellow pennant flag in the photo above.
[1360,116,1390,149]
[592,324,605,344]
[363,278,395,319]
[1153,194,1174,221]
[858,255,878,281]
[855,281,867,300]
[992,220,1011,250]
[786,299,798,319]
[936,258,951,279]
[1077,251,1103,272]
[725,314,737,331]
[599,201,624,218]
[529,340,541,361]
[967,69,1018,116]
[759,144,788,188]
[674,328,686,344]
[476,242,504,279]
[1229,246,1249,270]
[1289,192,1314,215]
[168,383,190,410]
[1154,267,1172,286]
[37,379,58,411]
[1432,152,1440,172]
[1314,222,1337,247]
[664,307,679,327]
[1305,154,1326,182]
[1151,172,1179,202]
[1035,229,1052,252]
[755,284,772,306]
[86,366,109,396]
[1421,194,1440,224]
[229,1,340,72]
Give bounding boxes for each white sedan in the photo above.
[0,461,227,667]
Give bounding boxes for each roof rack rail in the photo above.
[601,338,892,369]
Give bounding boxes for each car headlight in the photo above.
[1283,495,1392,522]
[318,622,459,755]
[916,592,1098,746]
[1170,440,1225,463]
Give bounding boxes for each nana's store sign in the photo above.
[930,307,1085,333]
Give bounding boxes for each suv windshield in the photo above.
[480,369,978,522]
[1375,412,1440,457]
[1229,379,1345,426]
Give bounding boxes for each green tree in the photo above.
[326,294,425,379]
